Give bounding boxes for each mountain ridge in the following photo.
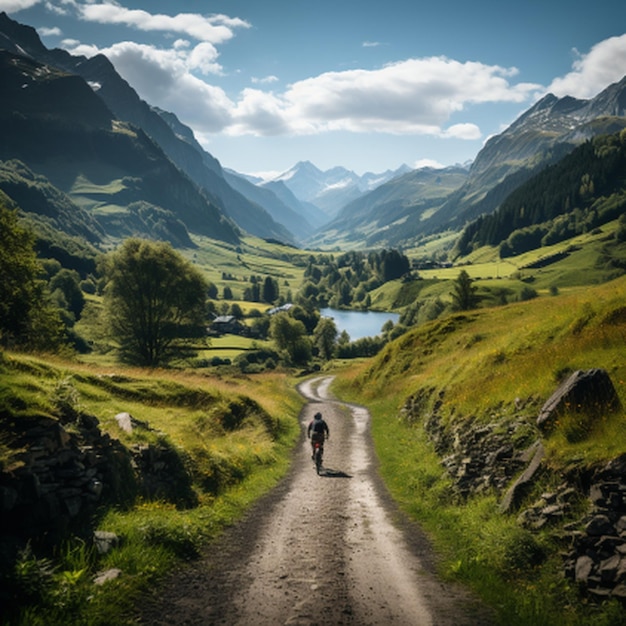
[309,76,626,250]
[0,11,296,245]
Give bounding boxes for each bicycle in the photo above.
[312,440,324,474]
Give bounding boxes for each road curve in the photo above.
[138,375,493,625]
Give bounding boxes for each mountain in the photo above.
[0,12,296,245]
[222,170,315,241]
[260,179,328,230]
[270,161,410,219]
[310,77,626,250]
[431,77,626,232]
[0,48,239,247]
[306,165,469,249]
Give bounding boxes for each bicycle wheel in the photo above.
[314,446,322,474]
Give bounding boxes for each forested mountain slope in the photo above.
[455,130,626,257]
[0,49,240,246]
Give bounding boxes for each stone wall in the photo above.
[401,368,626,602]
[0,407,194,565]
[0,410,134,555]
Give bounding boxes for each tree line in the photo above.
[296,249,411,310]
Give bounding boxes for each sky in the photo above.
[3,1,626,178]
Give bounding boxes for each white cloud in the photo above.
[245,56,541,137]
[45,1,70,16]
[442,123,482,140]
[363,41,382,48]
[37,25,61,36]
[77,3,250,44]
[414,158,445,169]
[0,0,40,11]
[187,42,221,75]
[251,75,279,85]
[548,34,626,99]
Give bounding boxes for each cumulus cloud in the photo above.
[547,34,626,99]
[0,0,40,11]
[77,3,250,44]
[244,57,541,137]
[57,4,544,142]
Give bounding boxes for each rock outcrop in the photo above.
[537,368,622,432]
[401,368,626,601]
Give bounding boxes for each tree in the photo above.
[451,270,478,311]
[50,269,85,320]
[102,238,207,366]
[313,317,337,361]
[269,312,310,365]
[262,276,278,303]
[0,204,64,350]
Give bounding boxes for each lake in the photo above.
[320,307,400,341]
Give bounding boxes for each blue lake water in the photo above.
[320,308,400,341]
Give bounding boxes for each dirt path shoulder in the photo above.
[137,376,493,625]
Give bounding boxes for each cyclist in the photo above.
[307,411,329,459]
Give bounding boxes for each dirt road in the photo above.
[138,376,493,625]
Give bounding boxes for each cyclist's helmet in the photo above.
[314,412,322,420]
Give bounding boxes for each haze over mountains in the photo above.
[1,11,626,255]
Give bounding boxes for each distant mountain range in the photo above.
[308,77,626,249]
[1,10,626,257]
[266,161,411,219]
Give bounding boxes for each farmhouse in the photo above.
[209,315,248,336]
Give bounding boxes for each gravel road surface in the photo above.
[137,376,493,625]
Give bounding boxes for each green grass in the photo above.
[332,273,626,625]
[184,234,309,300]
[0,354,303,625]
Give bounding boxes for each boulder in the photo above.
[537,369,621,431]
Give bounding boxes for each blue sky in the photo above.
[3,0,626,177]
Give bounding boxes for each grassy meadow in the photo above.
[0,353,303,625]
[332,273,626,625]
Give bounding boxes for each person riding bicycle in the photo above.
[307,411,329,459]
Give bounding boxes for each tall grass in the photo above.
[333,275,626,625]
[0,354,303,625]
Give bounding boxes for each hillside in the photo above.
[334,274,626,624]
[0,49,240,248]
[0,12,295,245]
[455,130,626,257]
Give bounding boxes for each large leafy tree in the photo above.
[0,203,64,350]
[103,238,208,366]
[269,312,311,365]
